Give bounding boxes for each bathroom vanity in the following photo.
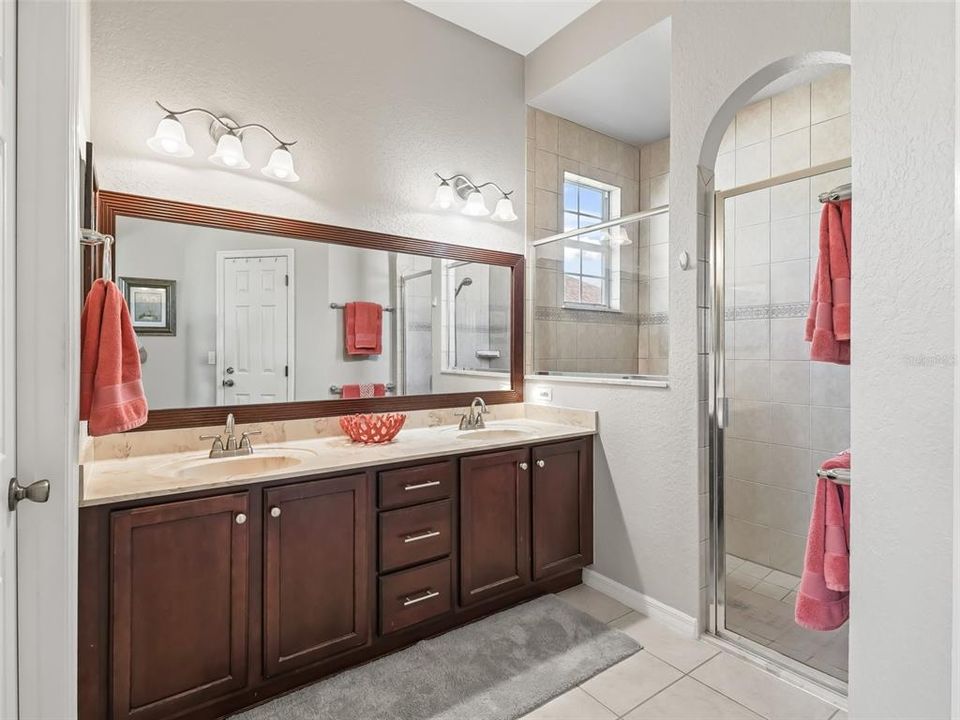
[77,417,594,720]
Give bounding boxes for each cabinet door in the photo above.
[111,493,250,720]
[532,438,593,580]
[263,474,371,676]
[459,448,531,606]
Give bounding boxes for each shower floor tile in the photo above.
[724,557,847,682]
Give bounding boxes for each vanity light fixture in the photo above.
[148,101,299,182]
[431,172,517,222]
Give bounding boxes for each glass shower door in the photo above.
[714,163,851,686]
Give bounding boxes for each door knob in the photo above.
[222,379,235,387]
[519,462,528,471]
[225,366,235,374]
[8,477,50,511]
[235,513,247,525]
[270,506,281,518]
[537,459,545,468]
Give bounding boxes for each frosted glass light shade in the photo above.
[147,116,194,158]
[491,197,518,222]
[461,190,489,217]
[261,145,299,182]
[209,133,250,169]
[607,226,632,246]
[431,181,456,209]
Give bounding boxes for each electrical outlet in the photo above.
[533,385,553,403]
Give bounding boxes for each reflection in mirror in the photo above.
[114,216,512,410]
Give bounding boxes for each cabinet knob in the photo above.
[235,513,247,525]
[270,506,281,518]
[519,462,528,471]
[537,459,546,468]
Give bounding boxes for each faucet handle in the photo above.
[200,434,225,453]
[239,430,262,449]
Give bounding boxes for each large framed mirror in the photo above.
[95,191,524,430]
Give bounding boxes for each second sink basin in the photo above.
[164,449,316,482]
[454,425,536,442]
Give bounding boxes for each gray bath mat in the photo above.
[233,593,641,720]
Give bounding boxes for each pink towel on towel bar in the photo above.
[340,383,386,399]
[795,450,851,631]
[345,301,383,356]
[805,199,851,365]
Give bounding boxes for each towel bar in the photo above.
[817,468,851,485]
[330,302,395,312]
[330,383,396,394]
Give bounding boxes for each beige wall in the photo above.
[527,108,670,375]
[717,68,850,575]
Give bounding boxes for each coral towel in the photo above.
[805,199,851,364]
[795,450,851,631]
[340,383,386,399]
[345,301,382,356]
[80,279,148,436]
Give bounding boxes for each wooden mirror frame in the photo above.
[94,190,524,431]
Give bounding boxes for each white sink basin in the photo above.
[453,425,537,442]
[164,449,316,482]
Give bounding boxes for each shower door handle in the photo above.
[717,397,730,430]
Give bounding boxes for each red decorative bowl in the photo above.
[339,413,407,444]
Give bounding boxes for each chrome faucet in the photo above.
[200,413,261,458]
[458,397,489,431]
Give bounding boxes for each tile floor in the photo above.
[725,554,848,681]
[524,584,843,720]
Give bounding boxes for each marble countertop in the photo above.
[80,414,596,507]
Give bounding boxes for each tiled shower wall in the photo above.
[526,107,670,375]
[717,68,851,575]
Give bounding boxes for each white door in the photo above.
[0,0,15,713]
[217,251,295,405]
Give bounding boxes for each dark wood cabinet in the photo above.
[110,493,250,720]
[82,436,593,720]
[459,447,531,606]
[531,438,593,580]
[263,474,371,676]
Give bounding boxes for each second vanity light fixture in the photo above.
[147,101,300,182]
[431,172,517,222]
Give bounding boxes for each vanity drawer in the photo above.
[378,461,454,509]
[379,557,452,635]
[379,499,452,573]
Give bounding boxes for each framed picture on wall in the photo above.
[120,277,177,336]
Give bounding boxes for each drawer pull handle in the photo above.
[403,529,440,544]
[270,506,281,518]
[537,460,546,468]
[402,589,440,607]
[235,513,247,525]
[403,480,441,491]
[519,462,528,471]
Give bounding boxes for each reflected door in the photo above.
[218,251,293,404]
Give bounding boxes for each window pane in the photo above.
[578,213,602,229]
[580,230,606,245]
[582,249,603,276]
[563,275,580,303]
[581,276,603,304]
[563,246,580,274]
[563,183,578,212]
[563,212,580,232]
[579,187,604,217]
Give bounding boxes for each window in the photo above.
[562,173,621,310]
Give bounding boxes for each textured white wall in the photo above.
[526,1,849,618]
[91,1,525,255]
[849,2,956,716]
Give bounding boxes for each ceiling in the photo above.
[529,18,671,146]
[405,0,600,56]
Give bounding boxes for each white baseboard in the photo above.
[582,568,699,639]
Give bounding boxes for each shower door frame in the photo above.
[708,158,851,695]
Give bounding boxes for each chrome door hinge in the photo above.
[717,397,731,430]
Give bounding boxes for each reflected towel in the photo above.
[795,450,851,631]
[80,279,148,435]
[805,199,851,364]
[341,383,386,399]
[345,301,383,355]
